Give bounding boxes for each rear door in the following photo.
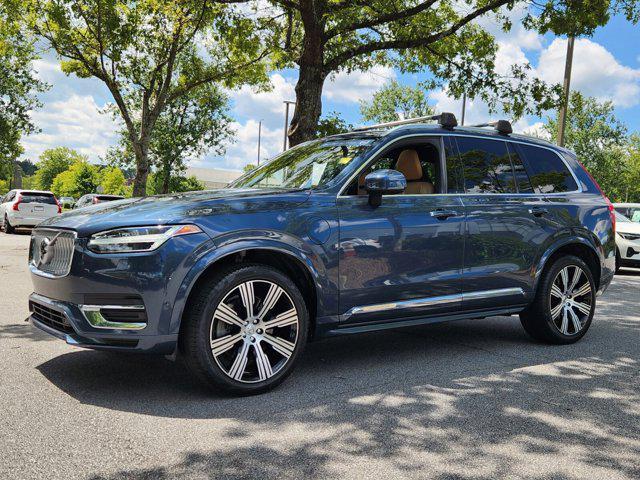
[453,136,556,310]
[19,192,59,220]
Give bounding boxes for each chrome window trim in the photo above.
[337,133,583,198]
[29,228,77,278]
[80,304,147,330]
[342,287,525,320]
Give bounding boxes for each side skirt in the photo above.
[315,305,527,338]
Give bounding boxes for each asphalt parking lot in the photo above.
[1,230,639,480]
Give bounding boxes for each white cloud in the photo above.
[199,119,283,170]
[22,94,118,162]
[229,74,297,130]
[324,66,396,103]
[535,38,640,108]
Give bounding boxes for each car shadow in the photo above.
[34,282,640,479]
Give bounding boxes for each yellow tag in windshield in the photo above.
[339,157,352,164]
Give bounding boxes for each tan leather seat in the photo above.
[395,149,435,194]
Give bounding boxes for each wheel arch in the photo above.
[170,240,323,337]
[534,236,602,293]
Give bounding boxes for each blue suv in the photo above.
[28,114,616,394]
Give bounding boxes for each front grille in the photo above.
[30,229,76,277]
[30,301,75,334]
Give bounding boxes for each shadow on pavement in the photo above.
[34,281,640,479]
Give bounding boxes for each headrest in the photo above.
[395,149,422,181]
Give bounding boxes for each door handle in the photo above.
[529,207,549,217]
[430,209,459,220]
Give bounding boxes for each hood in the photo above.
[38,188,311,237]
[617,220,640,235]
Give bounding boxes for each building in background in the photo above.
[186,167,243,189]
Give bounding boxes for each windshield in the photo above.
[230,137,376,189]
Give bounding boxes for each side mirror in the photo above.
[364,169,407,207]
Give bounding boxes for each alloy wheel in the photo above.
[549,264,593,335]
[209,280,299,383]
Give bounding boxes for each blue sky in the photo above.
[22,7,640,172]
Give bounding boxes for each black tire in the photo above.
[179,263,309,395]
[520,255,596,344]
[3,215,15,234]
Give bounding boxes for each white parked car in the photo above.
[615,211,640,271]
[614,203,640,222]
[0,189,61,233]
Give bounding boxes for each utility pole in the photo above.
[257,120,262,166]
[557,36,575,147]
[461,91,467,126]
[282,101,296,151]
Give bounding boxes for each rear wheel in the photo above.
[3,215,15,234]
[179,264,309,395]
[520,255,595,344]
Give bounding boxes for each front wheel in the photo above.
[520,255,596,344]
[179,264,309,395]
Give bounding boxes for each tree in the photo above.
[29,0,268,196]
[146,172,204,194]
[109,82,233,194]
[51,160,100,198]
[360,81,434,123]
[36,147,87,190]
[620,135,640,203]
[0,0,47,179]
[316,111,352,137]
[100,167,127,196]
[265,0,568,147]
[543,92,627,199]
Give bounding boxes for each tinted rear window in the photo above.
[456,137,517,194]
[517,144,578,193]
[96,196,123,201]
[20,193,57,205]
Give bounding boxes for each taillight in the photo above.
[606,197,616,235]
[12,194,21,211]
[55,197,62,214]
[576,159,615,234]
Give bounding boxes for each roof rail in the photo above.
[352,112,458,132]
[470,119,512,135]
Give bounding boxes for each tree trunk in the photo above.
[288,64,326,146]
[288,7,326,147]
[131,139,150,197]
[161,160,171,194]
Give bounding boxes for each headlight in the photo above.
[87,225,202,253]
[618,232,640,241]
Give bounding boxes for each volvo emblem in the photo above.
[37,233,60,268]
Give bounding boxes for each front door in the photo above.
[336,138,465,324]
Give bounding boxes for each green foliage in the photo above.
[28,0,268,196]
[360,81,434,124]
[100,167,126,196]
[544,92,628,199]
[35,147,87,190]
[0,0,47,172]
[21,174,37,190]
[109,82,233,194]
[619,135,640,203]
[316,112,352,138]
[51,160,100,198]
[16,159,37,176]
[0,179,9,195]
[146,172,204,195]
[243,164,257,173]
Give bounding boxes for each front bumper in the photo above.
[617,235,640,264]
[28,229,213,353]
[28,293,178,353]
